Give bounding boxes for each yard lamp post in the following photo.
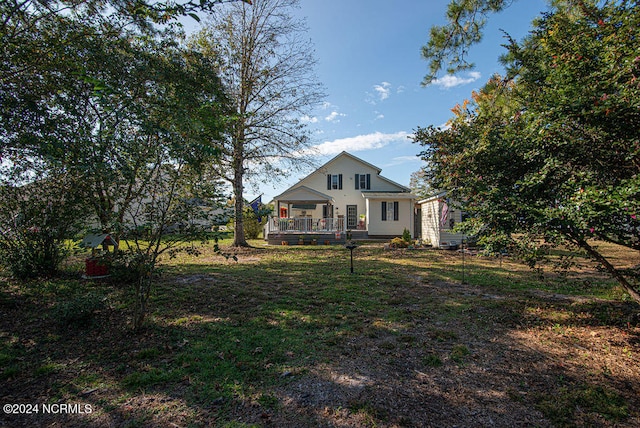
[345,241,357,274]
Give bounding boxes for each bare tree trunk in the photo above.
[232,141,249,247]
[133,266,152,331]
[577,238,640,304]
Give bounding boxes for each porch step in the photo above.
[267,233,348,246]
[349,231,369,240]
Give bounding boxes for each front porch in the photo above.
[267,217,345,234]
[264,216,368,245]
[267,185,370,245]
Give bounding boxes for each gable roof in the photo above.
[272,185,333,204]
[320,151,382,174]
[375,175,411,193]
[282,151,410,193]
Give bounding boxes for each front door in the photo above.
[346,205,358,229]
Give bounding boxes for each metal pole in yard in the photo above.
[461,238,466,284]
[350,248,354,274]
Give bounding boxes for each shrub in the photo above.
[0,228,71,279]
[390,237,409,249]
[239,206,270,240]
[402,228,412,243]
[52,293,106,327]
[106,251,153,286]
[0,179,83,279]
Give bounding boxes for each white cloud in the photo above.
[312,131,411,156]
[432,71,481,89]
[300,115,318,123]
[325,111,346,122]
[375,113,385,120]
[384,155,422,167]
[373,82,391,100]
[366,81,393,104]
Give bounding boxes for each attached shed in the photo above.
[419,194,466,248]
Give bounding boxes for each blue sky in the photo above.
[244,0,551,202]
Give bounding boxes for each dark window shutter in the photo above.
[355,174,360,190]
[366,174,371,190]
[393,202,399,221]
[338,174,343,190]
[381,202,387,221]
[327,174,331,190]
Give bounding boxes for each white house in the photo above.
[418,193,467,248]
[265,151,417,244]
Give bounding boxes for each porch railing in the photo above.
[266,217,345,234]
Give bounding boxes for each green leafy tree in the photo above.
[62,32,231,330]
[421,0,514,84]
[1,0,236,328]
[415,1,640,303]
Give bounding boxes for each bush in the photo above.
[243,215,264,240]
[106,251,152,286]
[0,229,70,279]
[238,206,270,240]
[0,179,83,279]
[52,293,106,327]
[390,237,409,249]
[402,228,412,243]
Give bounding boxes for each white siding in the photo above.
[367,198,414,237]
[272,152,416,236]
[420,196,466,247]
[288,153,408,225]
[420,198,441,246]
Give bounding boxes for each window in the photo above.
[355,173,371,190]
[327,174,342,190]
[381,201,399,221]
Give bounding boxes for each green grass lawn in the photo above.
[1,241,639,427]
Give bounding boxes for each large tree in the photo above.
[415,1,640,302]
[191,0,325,247]
[0,0,238,328]
[1,0,242,222]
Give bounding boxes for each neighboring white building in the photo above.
[418,193,467,248]
[265,151,417,244]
